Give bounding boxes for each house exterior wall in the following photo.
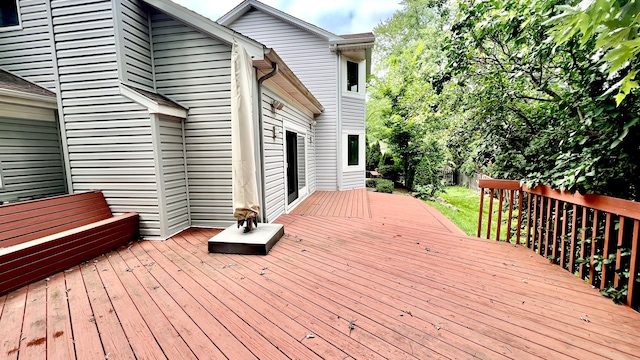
[261,87,316,221]
[119,0,154,91]
[156,115,189,237]
[51,0,160,238]
[228,10,337,191]
[340,94,365,189]
[0,114,66,204]
[0,0,56,90]
[150,11,235,228]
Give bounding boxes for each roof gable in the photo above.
[218,0,342,41]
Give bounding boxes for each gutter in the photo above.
[257,62,279,222]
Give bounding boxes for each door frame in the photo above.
[283,122,308,212]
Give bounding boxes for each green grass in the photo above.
[425,186,513,241]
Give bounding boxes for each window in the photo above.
[0,1,20,29]
[347,135,359,166]
[346,61,359,92]
[0,161,4,189]
[342,131,364,172]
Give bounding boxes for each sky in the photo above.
[171,0,403,35]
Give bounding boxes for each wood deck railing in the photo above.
[477,179,640,310]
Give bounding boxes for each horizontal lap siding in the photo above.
[262,88,316,221]
[158,117,189,236]
[341,95,365,189]
[120,0,154,91]
[0,117,66,204]
[0,0,56,90]
[52,0,159,237]
[260,90,285,222]
[151,12,233,228]
[230,10,336,191]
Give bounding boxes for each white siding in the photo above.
[341,95,365,189]
[341,95,365,128]
[262,87,315,222]
[151,11,234,228]
[342,171,364,189]
[0,0,56,90]
[52,0,159,237]
[158,116,189,237]
[0,116,66,204]
[229,10,337,190]
[120,0,154,91]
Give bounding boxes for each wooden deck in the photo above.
[2,189,640,359]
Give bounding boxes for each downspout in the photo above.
[257,62,279,223]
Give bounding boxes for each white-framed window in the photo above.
[342,57,366,96]
[342,130,365,172]
[0,161,4,189]
[0,0,21,31]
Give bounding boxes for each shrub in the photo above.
[366,178,378,188]
[376,179,394,193]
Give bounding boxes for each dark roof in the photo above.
[128,85,186,110]
[0,69,56,98]
[339,32,375,40]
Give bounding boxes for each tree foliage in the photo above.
[546,0,640,105]
[368,0,640,200]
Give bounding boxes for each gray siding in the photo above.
[341,95,365,189]
[151,11,234,228]
[341,95,365,129]
[52,0,159,237]
[342,171,364,189]
[158,116,189,237]
[229,10,337,191]
[0,116,66,204]
[120,0,154,90]
[262,87,315,221]
[0,0,56,90]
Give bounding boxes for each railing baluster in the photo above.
[507,190,514,242]
[487,189,494,239]
[526,193,533,248]
[531,195,538,251]
[569,204,578,273]
[544,197,552,258]
[552,200,560,263]
[579,207,588,279]
[602,213,612,290]
[628,220,639,307]
[516,189,523,244]
[560,204,568,269]
[614,216,626,288]
[496,190,504,241]
[538,196,545,254]
[477,187,485,238]
[590,210,599,284]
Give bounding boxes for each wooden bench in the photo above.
[0,191,139,295]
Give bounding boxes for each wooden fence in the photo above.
[477,179,640,310]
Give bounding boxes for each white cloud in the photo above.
[171,0,402,34]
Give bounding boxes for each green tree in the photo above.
[368,0,450,191]
[546,0,640,105]
[445,0,640,199]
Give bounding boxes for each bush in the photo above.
[376,179,394,193]
[366,178,378,188]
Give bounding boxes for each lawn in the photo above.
[426,186,516,241]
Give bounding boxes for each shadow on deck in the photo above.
[1,189,640,359]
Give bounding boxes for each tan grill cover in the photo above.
[231,40,260,220]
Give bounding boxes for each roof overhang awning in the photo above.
[253,49,324,117]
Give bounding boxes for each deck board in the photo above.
[2,190,640,359]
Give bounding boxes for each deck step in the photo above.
[208,223,283,255]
